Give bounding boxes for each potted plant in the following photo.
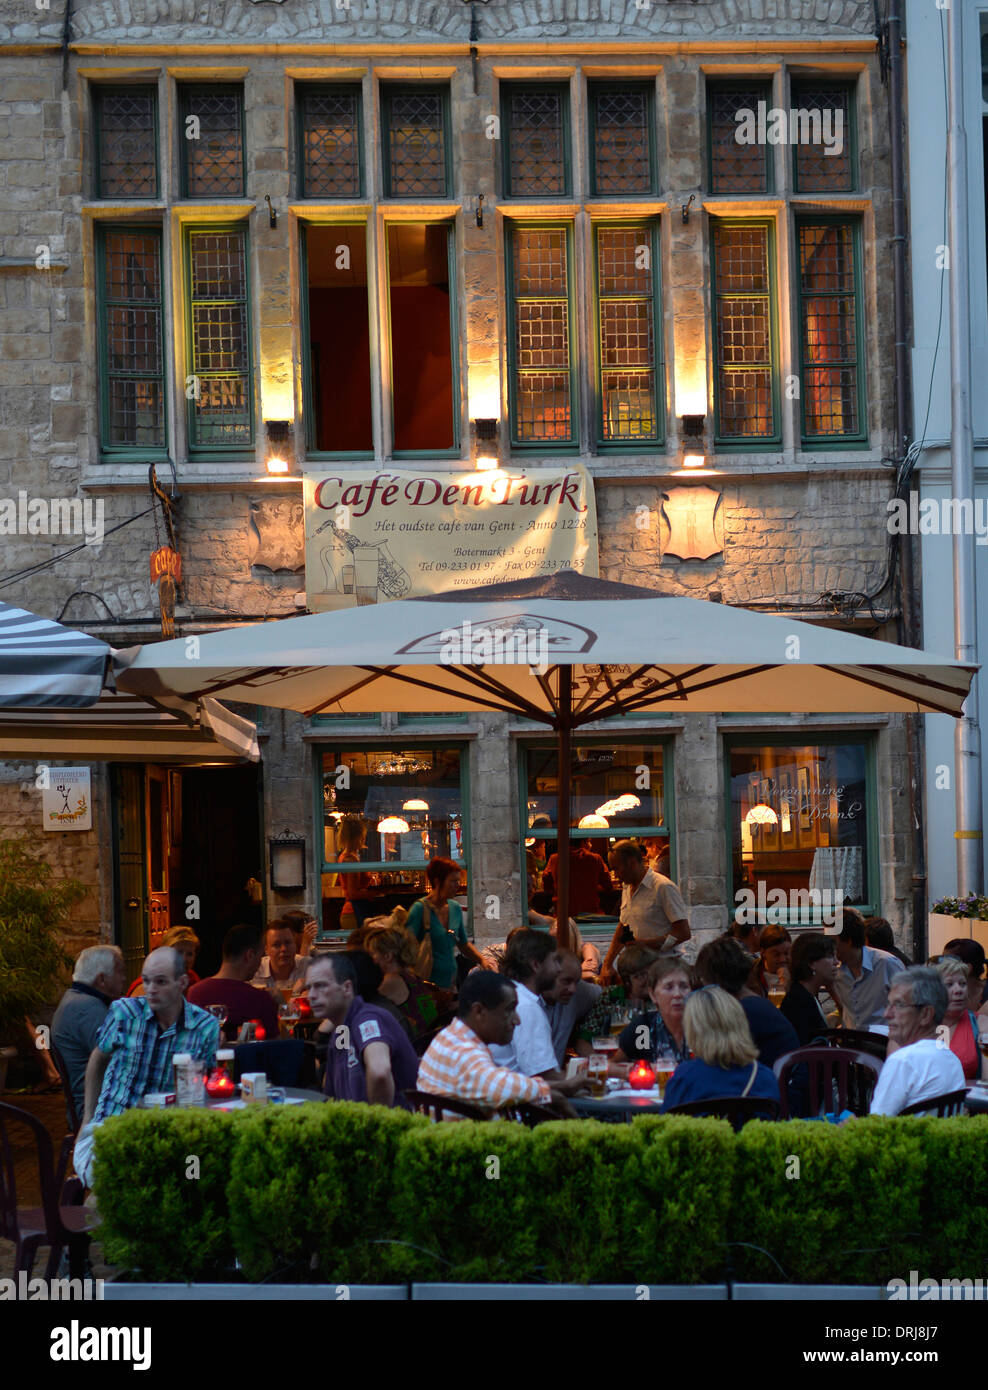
[929,895,988,956]
[0,837,85,1091]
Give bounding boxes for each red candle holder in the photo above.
[628,1060,656,1090]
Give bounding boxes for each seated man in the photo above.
[187,923,280,1040]
[488,929,566,1080]
[74,946,219,1186]
[306,953,419,1108]
[253,916,314,998]
[418,970,582,1112]
[541,949,602,1066]
[832,907,905,1029]
[52,945,127,1120]
[870,966,966,1115]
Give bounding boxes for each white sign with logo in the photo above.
[42,767,92,831]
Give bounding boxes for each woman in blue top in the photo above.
[406,857,486,991]
[662,985,780,1114]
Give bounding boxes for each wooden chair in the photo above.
[665,1095,781,1131]
[899,1088,968,1117]
[812,1029,889,1061]
[774,1045,882,1118]
[0,1101,94,1279]
[412,1012,456,1058]
[405,1089,490,1121]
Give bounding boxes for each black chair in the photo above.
[665,1095,781,1131]
[812,1029,889,1061]
[774,1045,882,1118]
[0,1101,94,1278]
[45,1044,85,1204]
[412,1011,456,1058]
[405,1089,490,1121]
[500,1101,558,1127]
[899,1088,968,1117]
[231,1039,316,1088]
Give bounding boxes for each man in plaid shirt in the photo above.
[73,945,219,1186]
[418,970,585,1113]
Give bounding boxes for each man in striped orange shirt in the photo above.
[418,970,585,1113]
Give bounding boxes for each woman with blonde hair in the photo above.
[364,908,455,1042]
[660,985,780,1111]
[932,955,986,1082]
[126,925,201,997]
[613,955,693,1064]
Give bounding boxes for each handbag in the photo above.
[413,896,470,986]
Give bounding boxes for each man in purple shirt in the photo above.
[307,953,418,1108]
[187,923,280,1041]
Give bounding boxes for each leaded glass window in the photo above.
[94,88,157,199]
[708,84,771,193]
[298,86,362,197]
[712,222,777,441]
[791,83,853,192]
[181,86,244,198]
[503,86,569,197]
[186,227,253,449]
[382,87,449,197]
[509,226,575,446]
[797,221,863,440]
[596,224,660,445]
[98,227,166,450]
[591,86,652,195]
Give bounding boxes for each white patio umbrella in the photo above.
[114,571,977,941]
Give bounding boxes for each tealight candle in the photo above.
[628,1060,656,1090]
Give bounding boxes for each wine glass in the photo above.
[206,1004,228,1040]
[279,1000,300,1036]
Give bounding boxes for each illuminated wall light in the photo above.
[682,453,706,470]
[265,420,293,475]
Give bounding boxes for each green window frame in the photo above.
[184,223,254,456]
[593,220,664,451]
[790,79,856,194]
[296,84,364,199]
[796,217,867,447]
[180,84,245,199]
[589,82,656,197]
[710,218,781,447]
[93,86,159,200]
[506,222,579,451]
[501,82,572,198]
[95,223,168,458]
[381,85,452,199]
[706,81,774,194]
[724,732,878,926]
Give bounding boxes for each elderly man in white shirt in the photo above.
[489,929,567,1079]
[870,966,966,1115]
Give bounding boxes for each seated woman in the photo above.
[780,932,839,1046]
[754,924,792,998]
[933,955,986,1082]
[127,924,201,997]
[662,986,780,1113]
[613,956,693,1066]
[943,937,988,1015]
[365,911,455,1043]
[696,934,798,1067]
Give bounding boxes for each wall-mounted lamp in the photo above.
[269,829,306,892]
[473,417,499,470]
[681,194,696,223]
[264,194,278,229]
[682,453,706,470]
[476,193,485,228]
[265,419,292,475]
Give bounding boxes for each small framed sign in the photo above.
[43,767,92,831]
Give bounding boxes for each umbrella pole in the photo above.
[556,666,572,953]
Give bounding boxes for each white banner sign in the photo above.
[42,767,92,831]
[303,466,598,612]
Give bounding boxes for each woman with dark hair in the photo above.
[406,857,486,991]
[696,935,798,1067]
[780,932,838,1045]
[864,917,911,968]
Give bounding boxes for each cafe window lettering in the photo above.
[319,747,466,932]
[728,739,872,922]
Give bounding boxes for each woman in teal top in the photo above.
[407,857,485,991]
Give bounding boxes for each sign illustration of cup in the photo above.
[354,551,379,604]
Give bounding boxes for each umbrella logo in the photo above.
[396,613,598,660]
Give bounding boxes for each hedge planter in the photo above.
[92,1108,988,1288]
[928,912,988,955]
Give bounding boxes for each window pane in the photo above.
[321,748,464,866]
[506,88,566,196]
[709,86,769,193]
[101,230,165,448]
[597,226,658,443]
[96,89,156,198]
[306,225,372,451]
[188,229,252,446]
[388,223,455,451]
[525,744,666,831]
[385,90,447,197]
[300,87,360,196]
[792,85,852,192]
[593,87,651,194]
[729,742,869,911]
[183,87,244,197]
[511,227,573,444]
[713,224,775,439]
[799,223,860,436]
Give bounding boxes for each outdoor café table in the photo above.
[570,1090,664,1122]
[963,1084,988,1114]
[205,1086,326,1110]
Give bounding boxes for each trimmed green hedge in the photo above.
[91,1107,988,1285]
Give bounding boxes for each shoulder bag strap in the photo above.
[741,1060,759,1097]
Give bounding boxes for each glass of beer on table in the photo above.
[587,1052,608,1097]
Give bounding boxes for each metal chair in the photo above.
[899,1088,969,1117]
[811,1029,889,1061]
[405,1089,490,1121]
[665,1095,781,1131]
[774,1045,882,1118]
[0,1101,94,1278]
[47,1043,85,1205]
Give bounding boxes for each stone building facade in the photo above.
[0,0,918,970]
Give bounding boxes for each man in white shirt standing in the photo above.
[870,966,966,1115]
[600,840,690,984]
[489,929,567,1079]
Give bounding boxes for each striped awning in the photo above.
[0,600,109,708]
[0,691,259,763]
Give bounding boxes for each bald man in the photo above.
[73,946,219,1187]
